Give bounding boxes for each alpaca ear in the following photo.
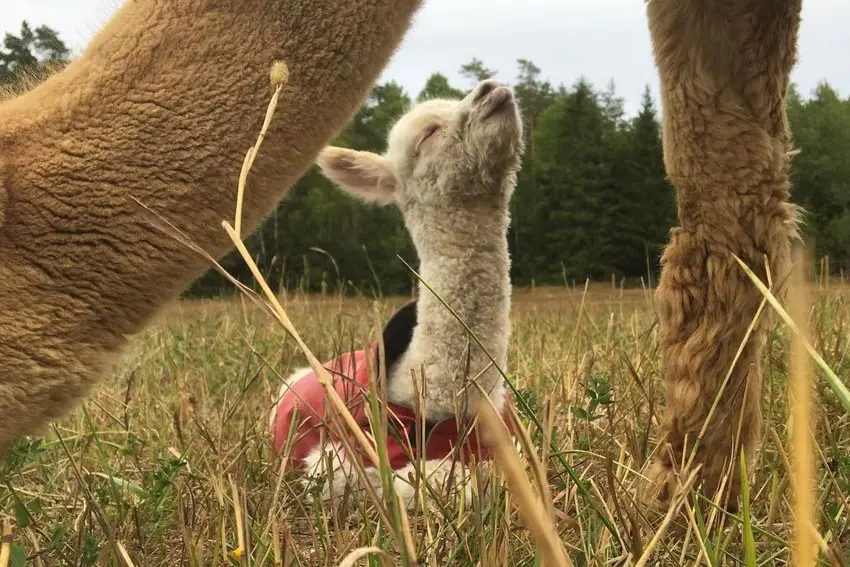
[315,146,399,204]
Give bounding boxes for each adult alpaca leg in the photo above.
[645,0,802,509]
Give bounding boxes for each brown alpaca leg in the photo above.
[644,0,802,510]
[646,308,765,512]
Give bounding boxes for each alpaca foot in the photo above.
[645,457,741,516]
[701,475,741,516]
[636,460,690,538]
[643,458,677,511]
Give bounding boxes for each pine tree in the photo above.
[599,79,626,129]
[616,85,675,280]
[459,58,496,87]
[510,59,555,284]
[533,79,619,282]
[1,21,70,85]
[417,73,465,102]
[788,81,850,270]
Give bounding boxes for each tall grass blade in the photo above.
[787,249,817,567]
[739,448,756,567]
[732,253,850,412]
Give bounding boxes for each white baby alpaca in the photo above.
[274,79,525,509]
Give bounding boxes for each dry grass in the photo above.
[0,60,68,102]
[0,281,847,566]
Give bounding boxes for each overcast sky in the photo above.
[2,0,848,116]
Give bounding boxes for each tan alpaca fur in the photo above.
[645,0,802,509]
[277,79,524,508]
[0,0,422,449]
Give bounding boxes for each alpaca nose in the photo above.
[472,79,501,102]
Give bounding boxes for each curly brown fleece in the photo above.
[0,0,421,449]
[645,0,802,509]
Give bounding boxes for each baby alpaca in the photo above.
[269,79,524,509]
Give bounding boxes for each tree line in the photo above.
[4,22,849,297]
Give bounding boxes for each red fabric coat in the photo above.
[270,343,514,470]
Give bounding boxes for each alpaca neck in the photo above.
[388,202,512,421]
[0,0,420,446]
[0,0,420,335]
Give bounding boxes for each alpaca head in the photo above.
[316,79,524,213]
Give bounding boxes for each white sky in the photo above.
[2,0,847,116]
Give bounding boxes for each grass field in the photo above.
[1,281,848,566]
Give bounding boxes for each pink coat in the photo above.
[270,336,513,471]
